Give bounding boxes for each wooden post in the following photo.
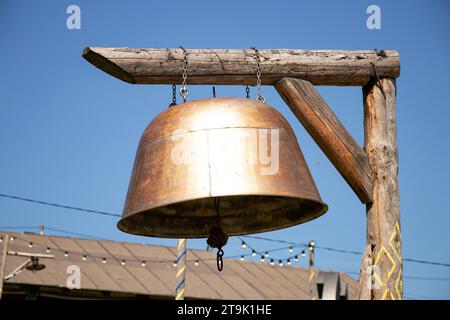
[308,241,318,300]
[175,238,187,300]
[275,78,373,203]
[0,235,9,299]
[358,78,402,300]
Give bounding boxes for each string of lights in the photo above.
[237,236,308,266]
[2,226,450,283]
[242,234,450,267]
[0,232,301,268]
[1,192,450,268]
[0,225,309,266]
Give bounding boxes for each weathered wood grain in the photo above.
[83,48,400,86]
[309,245,318,300]
[362,78,402,300]
[356,244,373,300]
[275,78,373,204]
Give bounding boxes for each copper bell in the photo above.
[118,98,327,238]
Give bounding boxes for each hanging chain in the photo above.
[169,84,177,108]
[179,46,189,102]
[245,86,250,99]
[251,47,265,103]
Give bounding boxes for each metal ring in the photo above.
[217,248,224,271]
[179,87,189,99]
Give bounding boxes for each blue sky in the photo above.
[0,0,449,300]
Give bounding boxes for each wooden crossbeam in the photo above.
[82,48,400,86]
[275,78,373,204]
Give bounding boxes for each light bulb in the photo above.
[102,258,106,264]
[301,250,306,257]
[288,247,293,253]
[270,259,274,266]
[278,260,283,267]
[121,260,126,266]
[287,259,291,266]
[141,261,146,267]
[194,260,199,266]
[251,250,256,257]
[64,252,69,257]
[173,261,177,268]
[294,255,299,262]
[28,242,33,248]
[82,255,87,261]
[241,241,247,249]
[260,256,265,263]
[46,247,51,253]
[240,256,245,261]
[264,252,269,258]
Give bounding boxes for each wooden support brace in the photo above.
[82,48,400,86]
[275,78,373,203]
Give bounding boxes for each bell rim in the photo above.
[117,193,328,239]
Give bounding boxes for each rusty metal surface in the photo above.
[0,231,356,299]
[119,98,328,238]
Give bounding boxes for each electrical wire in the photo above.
[344,271,450,282]
[0,193,120,218]
[44,227,110,240]
[2,192,450,269]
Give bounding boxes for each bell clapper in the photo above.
[206,197,229,272]
[207,227,228,272]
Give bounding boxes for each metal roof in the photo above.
[0,231,356,299]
